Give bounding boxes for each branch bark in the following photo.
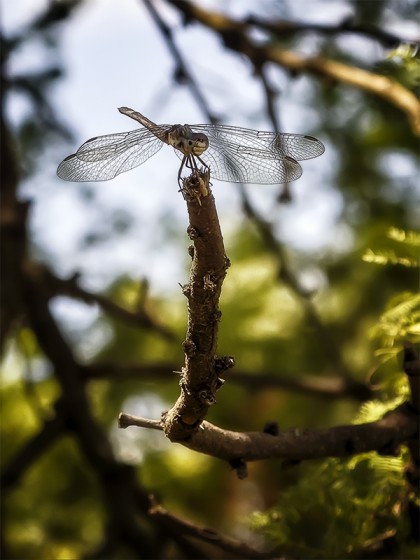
[159,171,231,441]
[148,496,281,559]
[120,403,418,464]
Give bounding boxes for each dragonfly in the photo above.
[57,107,325,185]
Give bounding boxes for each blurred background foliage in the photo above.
[1,0,419,558]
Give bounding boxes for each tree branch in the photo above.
[141,0,218,123]
[239,186,353,380]
[246,15,420,48]
[19,261,160,556]
[34,266,177,342]
[167,0,420,135]
[148,496,282,559]
[120,403,418,464]
[88,361,374,401]
[160,171,231,441]
[1,399,67,493]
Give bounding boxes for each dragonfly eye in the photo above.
[192,134,209,156]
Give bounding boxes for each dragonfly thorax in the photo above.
[168,125,209,157]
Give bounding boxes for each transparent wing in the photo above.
[192,124,325,161]
[57,129,165,182]
[177,124,324,184]
[174,145,302,183]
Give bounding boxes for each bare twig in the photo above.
[36,266,176,342]
[246,15,420,48]
[239,186,353,380]
[87,361,374,401]
[120,403,418,464]
[119,413,163,431]
[148,496,284,559]
[141,0,218,123]
[167,1,420,135]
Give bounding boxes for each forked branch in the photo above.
[119,402,418,464]
[118,169,231,441]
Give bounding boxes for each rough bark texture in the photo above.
[161,171,231,441]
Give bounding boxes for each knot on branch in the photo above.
[203,273,217,292]
[229,457,248,479]
[187,225,200,240]
[180,283,191,298]
[198,388,217,406]
[183,339,197,357]
[263,421,279,436]
[214,355,235,374]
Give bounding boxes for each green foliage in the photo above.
[385,44,420,88]
[250,443,411,558]
[360,228,420,394]
[363,228,420,269]
[248,229,418,558]
[4,437,105,560]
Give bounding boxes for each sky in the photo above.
[3,0,418,336]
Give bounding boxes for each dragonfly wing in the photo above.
[204,146,302,183]
[176,126,302,183]
[267,132,325,161]
[192,124,325,161]
[57,129,164,182]
[174,143,302,183]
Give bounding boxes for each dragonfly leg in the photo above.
[196,154,210,174]
[177,155,187,186]
[184,155,198,172]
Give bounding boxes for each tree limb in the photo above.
[120,403,418,464]
[88,361,374,401]
[32,266,177,342]
[167,0,420,135]
[160,171,231,441]
[148,496,284,559]
[141,0,218,123]
[246,15,420,48]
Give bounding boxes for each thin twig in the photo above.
[239,186,352,380]
[148,496,284,559]
[86,361,374,401]
[167,1,420,135]
[38,266,177,342]
[142,0,218,123]
[258,66,294,202]
[246,15,420,48]
[119,403,418,464]
[119,413,163,431]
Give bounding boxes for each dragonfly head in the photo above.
[191,132,209,156]
[169,126,209,157]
